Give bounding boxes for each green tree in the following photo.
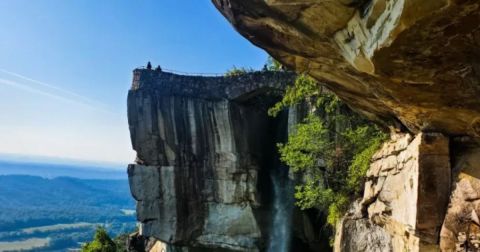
[82,227,117,252]
[271,74,387,230]
[268,74,321,117]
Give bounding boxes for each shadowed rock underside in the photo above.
[212,0,480,136]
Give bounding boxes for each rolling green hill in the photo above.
[0,171,136,251]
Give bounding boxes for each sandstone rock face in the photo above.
[440,141,480,252]
[212,0,480,136]
[212,2,480,251]
[335,202,392,252]
[335,133,451,251]
[127,69,322,251]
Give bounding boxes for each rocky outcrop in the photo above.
[212,1,480,251]
[440,140,480,251]
[335,133,451,251]
[333,134,480,252]
[127,69,322,251]
[335,201,392,252]
[212,0,480,136]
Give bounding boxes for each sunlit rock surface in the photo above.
[440,140,480,251]
[335,133,451,251]
[213,1,480,251]
[335,134,480,252]
[213,0,480,136]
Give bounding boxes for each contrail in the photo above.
[0,78,116,115]
[0,68,111,110]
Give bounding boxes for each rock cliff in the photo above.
[212,0,480,251]
[212,0,480,136]
[127,69,323,251]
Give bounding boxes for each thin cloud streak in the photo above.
[0,78,117,115]
[0,69,104,106]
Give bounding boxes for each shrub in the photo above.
[224,66,253,77]
[82,227,116,252]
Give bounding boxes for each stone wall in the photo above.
[130,69,296,101]
[335,133,451,252]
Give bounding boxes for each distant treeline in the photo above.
[0,174,136,251]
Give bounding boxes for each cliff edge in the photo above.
[127,69,324,251]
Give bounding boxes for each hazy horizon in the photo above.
[0,152,127,169]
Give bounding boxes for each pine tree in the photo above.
[82,227,117,252]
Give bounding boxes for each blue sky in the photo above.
[0,0,267,166]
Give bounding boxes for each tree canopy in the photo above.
[269,72,386,236]
[82,227,117,252]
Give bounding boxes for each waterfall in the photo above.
[267,166,294,252]
[266,107,298,252]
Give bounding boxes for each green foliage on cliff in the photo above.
[268,74,322,117]
[225,66,253,76]
[82,227,117,252]
[271,74,387,227]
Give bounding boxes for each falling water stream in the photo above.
[265,108,297,252]
[267,164,294,252]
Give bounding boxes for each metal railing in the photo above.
[162,68,225,77]
[136,66,225,77]
[135,66,288,77]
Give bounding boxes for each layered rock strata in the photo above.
[333,135,480,252]
[335,133,451,251]
[212,0,480,136]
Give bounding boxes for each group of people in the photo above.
[146,61,162,71]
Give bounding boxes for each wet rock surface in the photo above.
[127,70,322,251]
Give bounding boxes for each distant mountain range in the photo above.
[0,158,127,180]
[0,160,136,251]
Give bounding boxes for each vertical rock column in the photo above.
[127,95,265,251]
[336,133,451,252]
[126,69,297,251]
